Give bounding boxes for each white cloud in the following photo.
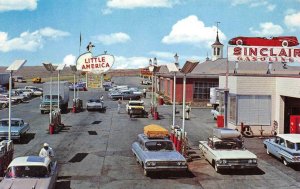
[106,0,179,9]
[101,8,112,15]
[285,11,300,30]
[162,15,226,47]
[112,56,150,69]
[231,0,276,11]
[93,32,131,45]
[249,22,284,36]
[63,54,76,66]
[0,27,70,52]
[149,51,175,59]
[0,0,37,12]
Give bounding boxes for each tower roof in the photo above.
[212,31,223,46]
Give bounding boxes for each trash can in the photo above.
[49,124,55,135]
[217,115,224,128]
[158,97,164,105]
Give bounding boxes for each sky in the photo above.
[0,0,300,69]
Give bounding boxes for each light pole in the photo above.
[149,59,153,107]
[182,73,186,133]
[70,65,77,113]
[153,57,157,107]
[167,55,179,127]
[43,63,55,124]
[56,64,65,111]
[6,60,27,141]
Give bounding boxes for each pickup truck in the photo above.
[109,90,142,100]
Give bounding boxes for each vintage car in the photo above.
[132,125,187,176]
[109,90,142,100]
[0,118,30,142]
[69,82,87,91]
[0,156,58,189]
[263,134,300,166]
[141,79,152,85]
[86,99,105,112]
[199,128,257,172]
[228,36,299,47]
[126,100,147,118]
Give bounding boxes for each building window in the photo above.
[193,81,218,102]
[160,79,164,94]
[236,95,271,126]
[217,48,220,55]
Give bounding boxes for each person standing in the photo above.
[185,104,191,120]
[143,88,147,98]
[39,143,55,159]
[117,99,122,113]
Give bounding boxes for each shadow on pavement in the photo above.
[14,133,35,144]
[149,170,196,179]
[220,167,265,175]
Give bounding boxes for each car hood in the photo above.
[87,102,102,106]
[143,151,186,161]
[0,178,51,189]
[213,149,257,159]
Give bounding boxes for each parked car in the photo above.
[0,92,25,103]
[32,76,42,83]
[0,95,16,104]
[69,82,87,91]
[132,125,187,176]
[141,79,152,85]
[263,134,300,166]
[14,89,32,99]
[199,128,258,172]
[86,99,105,112]
[0,156,58,189]
[0,118,30,142]
[24,86,43,96]
[126,100,147,118]
[12,76,26,83]
[109,90,142,100]
[228,36,299,47]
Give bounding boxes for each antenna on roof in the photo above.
[216,21,220,34]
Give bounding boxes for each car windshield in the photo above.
[296,143,300,151]
[5,166,49,178]
[145,141,174,151]
[44,95,61,100]
[214,140,243,150]
[0,120,21,127]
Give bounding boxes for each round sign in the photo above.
[76,52,114,74]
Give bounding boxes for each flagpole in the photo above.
[79,32,82,56]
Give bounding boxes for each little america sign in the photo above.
[228,46,300,63]
[76,52,114,74]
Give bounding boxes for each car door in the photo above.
[272,137,285,158]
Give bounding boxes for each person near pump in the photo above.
[117,99,122,113]
[143,88,147,98]
[39,143,55,160]
[185,103,191,120]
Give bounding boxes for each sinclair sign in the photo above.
[228,46,300,63]
[76,52,114,74]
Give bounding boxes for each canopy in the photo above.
[144,124,169,138]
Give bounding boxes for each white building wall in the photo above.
[219,75,300,135]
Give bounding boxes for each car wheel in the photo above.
[282,40,288,47]
[17,99,21,103]
[236,39,243,46]
[283,158,289,166]
[266,148,270,155]
[1,103,6,109]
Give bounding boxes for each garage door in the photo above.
[237,95,271,126]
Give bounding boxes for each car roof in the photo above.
[129,100,144,103]
[277,134,300,143]
[8,156,50,167]
[0,118,23,121]
[138,134,170,142]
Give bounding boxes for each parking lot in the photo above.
[0,77,300,189]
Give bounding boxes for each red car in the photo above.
[228,36,299,47]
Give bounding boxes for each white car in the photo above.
[199,128,258,172]
[0,95,17,104]
[0,156,58,189]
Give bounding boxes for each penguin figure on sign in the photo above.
[86,42,95,52]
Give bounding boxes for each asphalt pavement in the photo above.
[0,77,299,189]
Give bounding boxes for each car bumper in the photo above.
[216,163,257,169]
[145,166,188,172]
[87,106,103,110]
[0,135,20,140]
